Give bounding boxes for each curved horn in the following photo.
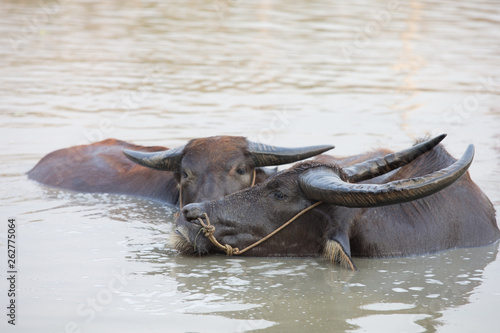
[247,141,335,167]
[299,144,474,208]
[123,145,185,171]
[344,134,447,183]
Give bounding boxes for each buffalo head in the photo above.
[123,136,334,206]
[173,135,483,269]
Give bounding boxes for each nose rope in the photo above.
[250,168,256,187]
[198,201,323,256]
[179,185,183,210]
[173,185,184,219]
[198,215,239,255]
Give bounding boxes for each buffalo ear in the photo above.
[254,167,278,183]
[324,232,356,271]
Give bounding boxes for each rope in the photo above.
[198,201,323,256]
[198,216,240,255]
[174,185,183,219]
[250,169,256,187]
[179,185,183,209]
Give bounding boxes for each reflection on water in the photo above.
[128,213,499,332]
[1,0,500,332]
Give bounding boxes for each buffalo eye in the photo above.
[273,190,287,200]
[182,170,189,179]
[236,167,246,176]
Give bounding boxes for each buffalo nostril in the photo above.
[182,203,206,221]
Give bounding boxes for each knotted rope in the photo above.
[198,215,240,255]
[197,201,323,256]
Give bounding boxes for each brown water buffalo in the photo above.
[27,136,334,206]
[175,136,499,269]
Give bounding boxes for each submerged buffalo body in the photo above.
[175,136,499,269]
[28,136,333,205]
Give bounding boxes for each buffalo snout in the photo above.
[182,203,206,221]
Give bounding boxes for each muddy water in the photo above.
[1,0,500,332]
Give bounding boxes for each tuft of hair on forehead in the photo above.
[324,240,356,271]
[183,136,249,165]
[186,136,248,151]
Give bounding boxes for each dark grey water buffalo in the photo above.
[175,136,499,269]
[28,136,333,206]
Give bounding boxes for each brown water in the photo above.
[1,0,500,332]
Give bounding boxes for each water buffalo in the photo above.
[27,136,333,206]
[175,136,499,269]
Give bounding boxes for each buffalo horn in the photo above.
[247,141,335,167]
[123,145,185,171]
[344,134,447,183]
[299,144,474,208]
